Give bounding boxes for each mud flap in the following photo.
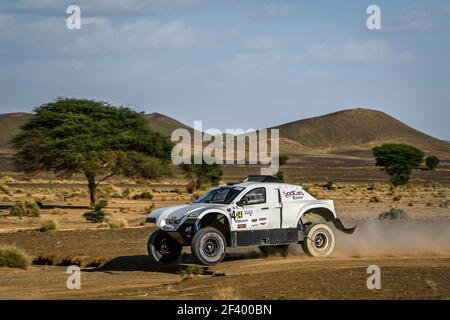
[332,218,357,234]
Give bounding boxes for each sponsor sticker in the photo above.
[237,224,247,229]
[283,190,305,200]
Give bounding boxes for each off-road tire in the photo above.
[191,227,227,266]
[147,229,182,264]
[301,223,335,257]
[258,244,290,257]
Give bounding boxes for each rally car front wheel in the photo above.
[301,223,335,257]
[148,229,182,264]
[191,227,227,266]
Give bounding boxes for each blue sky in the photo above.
[1,0,449,139]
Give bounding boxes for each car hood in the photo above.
[148,203,229,225]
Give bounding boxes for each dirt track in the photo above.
[0,225,449,300]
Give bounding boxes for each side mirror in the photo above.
[237,198,247,207]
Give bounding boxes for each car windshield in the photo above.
[194,187,244,204]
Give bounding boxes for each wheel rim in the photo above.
[202,236,220,257]
[156,235,173,255]
[312,230,329,252]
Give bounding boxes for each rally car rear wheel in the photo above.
[191,227,227,266]
[258,245,289,257]
[148,229,182,264]
[301,223,335,257]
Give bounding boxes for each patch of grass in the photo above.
[105,216,127,229]
[40,218,58,231]
[180,265,206,280]
[0,183,11,196]
[0,245,31,269]
[10,200,41,217]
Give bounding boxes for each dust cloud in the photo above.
[333,219,450,258]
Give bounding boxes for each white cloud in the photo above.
[342,39,394,63]
[1,0,206,15]
[0,16,199,55]
[221,52,282,78]
[256,3,299,18]
[341,39,416,64]
[307,43,337,62]
[384,7,433,32]
[243,36,275,51]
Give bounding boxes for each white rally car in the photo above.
[146,175,356,265]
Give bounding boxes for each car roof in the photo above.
[228,181,299,189]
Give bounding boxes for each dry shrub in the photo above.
[40,218,58,231]
[10,200,41,217]
[105,216,127,229]
[180,265,206,280]
[0,183,11,196]
[369,195,382,203]
[0,245,31,269]
[378,208,409,220]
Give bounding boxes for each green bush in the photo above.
[83,200,108,223]
[132,191,153,200]
[425,156,440,170]
[372,144,424,186]
[274,170,285,182]
[323,181,335,190]
[0,245,31,269]
[10,200,41,217]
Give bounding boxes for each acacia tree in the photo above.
[372,143,424,186]
[425,156,440,170]
[182,157,223,193]
[12,98,173,207]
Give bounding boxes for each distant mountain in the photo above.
[0,113,32,149]
[145,112,193,137]
[0,108,449,159]
[271,108,450,158]
[0,112,193,150]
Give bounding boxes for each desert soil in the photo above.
[0,224,449,300]
[0,179,449,300]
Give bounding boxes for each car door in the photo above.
[265,186,282,229]
[233,187,269,230]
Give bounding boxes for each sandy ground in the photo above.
[0,222,449,300]
[0,180,449,300]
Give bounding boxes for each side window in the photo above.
[243,187,266,205]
